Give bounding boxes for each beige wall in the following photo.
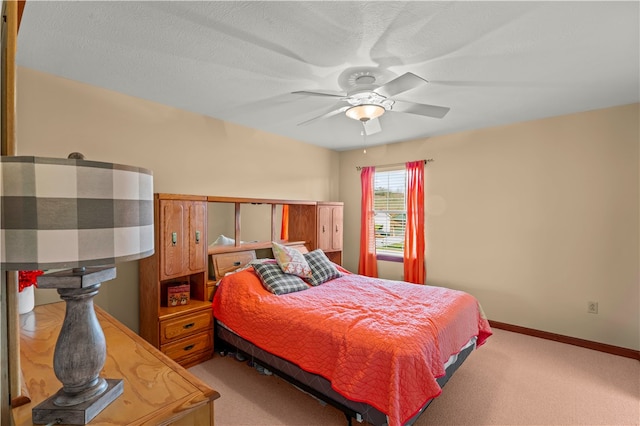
[17,67,340,332]
[16,67,639,351]
[339,103,639,350]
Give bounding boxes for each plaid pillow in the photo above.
[253,263,310,295]
[304,249,342,286]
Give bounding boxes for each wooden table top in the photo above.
[12,302,220,425]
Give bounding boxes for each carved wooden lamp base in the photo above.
[31,267,122,425]
[32,380,123,425]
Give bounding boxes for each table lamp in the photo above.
[0,155,154,425]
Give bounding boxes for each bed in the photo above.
[211,248,491,426]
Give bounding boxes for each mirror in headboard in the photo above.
[207,199,287,249]
[207,202,235,246]
[240,203,273,243]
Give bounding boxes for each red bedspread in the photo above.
[212,268,491,426]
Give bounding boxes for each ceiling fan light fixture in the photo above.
[345,104,385,122]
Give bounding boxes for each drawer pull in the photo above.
[172,232,177,246]
[195,230,201,244]
[183,344,195,351]
[183,322,195,329]
[233,261,241,266]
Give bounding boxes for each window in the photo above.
[374,168,407,260]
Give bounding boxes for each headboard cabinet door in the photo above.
[160,200,186,280]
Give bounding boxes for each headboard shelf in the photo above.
[207,240,307,255]
[207,195,316,206]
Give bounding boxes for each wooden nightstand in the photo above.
[139,194,214,368]
[12,302,220,425]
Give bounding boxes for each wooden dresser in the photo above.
[12,302,220,426]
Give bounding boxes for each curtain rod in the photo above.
[355,158,433,171]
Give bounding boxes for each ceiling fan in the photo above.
[292,71,450,136]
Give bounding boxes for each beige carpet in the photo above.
[189,329,640,425]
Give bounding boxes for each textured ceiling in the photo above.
[16,1,640,151]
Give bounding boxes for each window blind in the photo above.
[373,168,406,256]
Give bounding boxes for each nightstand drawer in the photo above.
[161,330,212,362]
[160,311,212,344]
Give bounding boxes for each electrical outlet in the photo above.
[587,301,598,314]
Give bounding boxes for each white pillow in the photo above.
[210,234,235,246]
[272,241,312,279]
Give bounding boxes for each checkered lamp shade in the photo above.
[0,156,154,270]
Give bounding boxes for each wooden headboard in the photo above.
[210,250,257,281]
[207,243,309,300]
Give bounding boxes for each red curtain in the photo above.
[404,161,425,284]
[280,205,289,240]
[358,166,378,277]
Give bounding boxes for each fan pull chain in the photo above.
[362,122,367,154]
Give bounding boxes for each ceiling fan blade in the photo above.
[291,90,346,98]
[391,100,450,119]
[363,118,382,136]
[374,72,428,98]
[298,105,350,126]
